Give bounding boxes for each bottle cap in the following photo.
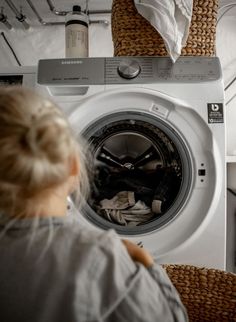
[73,5,81,12]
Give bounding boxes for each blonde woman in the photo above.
[0,87,188,322]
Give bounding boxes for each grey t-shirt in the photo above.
[0,215,188,322]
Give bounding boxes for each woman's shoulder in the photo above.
[51,217,135,281]
[52,216,122,259]
[56,215,118,245]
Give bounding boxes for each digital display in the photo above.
[0,75,23,86]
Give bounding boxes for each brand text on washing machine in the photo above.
[61,60,83,64]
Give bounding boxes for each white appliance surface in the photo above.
[0,56,226,270]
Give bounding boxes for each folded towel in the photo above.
[134,0,193,62]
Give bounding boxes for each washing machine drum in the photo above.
[82,111,192,235]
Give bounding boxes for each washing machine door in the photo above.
[69,87,223,256]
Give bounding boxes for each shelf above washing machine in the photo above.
[226,155,236,163]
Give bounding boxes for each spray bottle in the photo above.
[65,5,89,58]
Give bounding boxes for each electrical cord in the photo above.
[217,4,236,26]
[218,3,236,16]
[0,32,21,66]
[227,188,236,196]
[216,3,236,59]
[226,93,236,106]
[216,3,236,92]
[218,3,236,12]
[225,75,236,91]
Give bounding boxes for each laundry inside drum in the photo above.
[86,116,184,229]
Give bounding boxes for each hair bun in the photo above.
[0,86,89,216]
[24,115,70,163]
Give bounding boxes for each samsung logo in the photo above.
[61,60,83,65]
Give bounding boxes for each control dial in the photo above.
[117,59,141,79]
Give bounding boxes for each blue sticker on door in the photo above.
[207,103,224,123]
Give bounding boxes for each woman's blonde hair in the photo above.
[0,86,89,217]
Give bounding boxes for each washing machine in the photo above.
[36,56,226,270]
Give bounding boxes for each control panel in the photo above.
[38,57,222,86]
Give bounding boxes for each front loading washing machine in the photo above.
[37,57,226,269]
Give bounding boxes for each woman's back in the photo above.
[0,216,187,322]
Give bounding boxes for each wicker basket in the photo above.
[112,0,218,57]
[163,265,236,322]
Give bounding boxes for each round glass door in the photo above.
[82,111,192,235]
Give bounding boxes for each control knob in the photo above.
[117,59,141,79]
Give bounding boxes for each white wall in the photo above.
[0,13,113,66]
[216,10,236,191]
[216,14,236,156]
